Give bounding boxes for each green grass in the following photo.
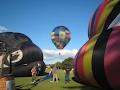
[15,69,102,90]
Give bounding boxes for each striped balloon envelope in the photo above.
[74,0,120,90]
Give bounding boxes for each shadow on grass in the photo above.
[15,75,52,90]
[15,89,31,90]
[63,86,102,90]
[15,83,36,90]
[15,72,48,77]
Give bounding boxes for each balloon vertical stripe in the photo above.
[93,1,109,35]
[92,29,112,89]
[89,7,99,38]
[95,0,118,34]
[77,42,89,84]
[83,34,100,87]
[102,1,120,31]
[104,26,120,90]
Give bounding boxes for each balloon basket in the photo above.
[58,49,63,56]
[0,75,15,90]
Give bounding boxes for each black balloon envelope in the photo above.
[0,32,46,77]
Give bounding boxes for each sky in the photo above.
[0,0,102,64]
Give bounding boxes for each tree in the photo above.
[55,62,62,69]
[61,57,74,70]
[49,64,55,68]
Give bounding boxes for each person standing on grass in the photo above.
[31,66,37,83]
[64,66,71,84]
[49,67,53,79]
[50,66,59,83]
[36,63,41,75]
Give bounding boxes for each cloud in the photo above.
[0,25,8,33]
[42,49,78,64]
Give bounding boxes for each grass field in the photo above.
[15,69,102,90]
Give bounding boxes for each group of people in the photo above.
[49,65,72,84]
[31,64,72,84]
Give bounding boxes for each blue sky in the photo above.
[0,0,102,64]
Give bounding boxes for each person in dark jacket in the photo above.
[64,66,71,83]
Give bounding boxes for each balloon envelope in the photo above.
[74,0,120,90]
[51,26,71,49]
[0,32,46,77]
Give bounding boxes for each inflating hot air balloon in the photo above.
[51,26,71,54]
[0,32,46,77]
[74,0,120,90]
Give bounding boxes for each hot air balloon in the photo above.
[51,26,71,54]
[0,32,46,77]
[74,0,120,90]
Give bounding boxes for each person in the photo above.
[49,68,53,79]
[31,66,37,83]
[64,66,71,84]
[50,66,59,83]
[36,63,41,75]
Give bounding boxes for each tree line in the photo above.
[48,57,74,70]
